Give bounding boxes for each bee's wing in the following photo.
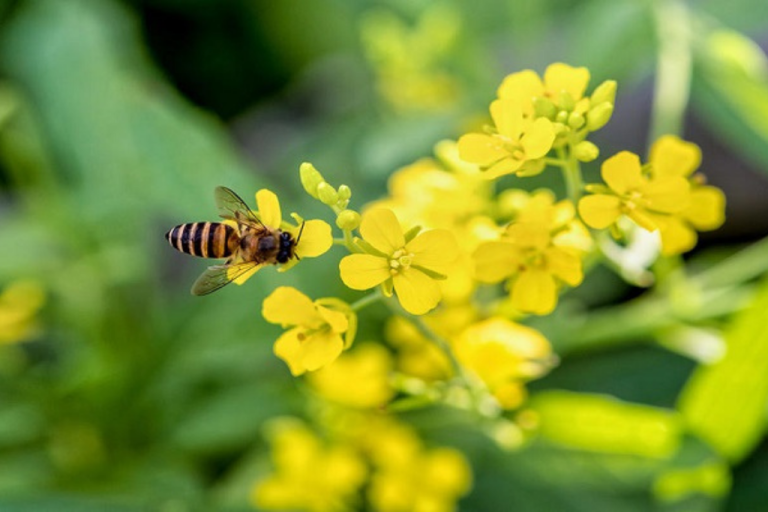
[214,186,264,228]
[191,261,261,296]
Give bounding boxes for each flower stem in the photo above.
[351,288,383,311]
[559,146,583,203]
[649,0,692,142]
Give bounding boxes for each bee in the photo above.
[165,186,303,296]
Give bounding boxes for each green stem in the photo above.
[649,0,692,142]
[559,146,583,203]
[350,289,383,311]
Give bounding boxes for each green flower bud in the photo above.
[317,182,339,206]
[567,112,585,130]
[591,80,617,106]
[555,111,569,124]
[338,184,352,201]
[300,162,325,199]
[336,209,361,230]
[557,91,575,112]
[533,97,557,119]
[573,141,599,162]
[587,102,614,131]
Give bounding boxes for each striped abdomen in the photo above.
[165,222,237,259]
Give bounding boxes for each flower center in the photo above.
[389,249,415,275]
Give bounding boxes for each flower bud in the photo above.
[573,141,599,162]
[567,112,585,130]
[533,97,557,119]
[338,184,352,201]
[317,182,339,206]
[591,80,617,106]
[300,162,325,199]
[336,209,361,230]
[586,102,614,131]
[557,91,575,112]
[555,111,569,124]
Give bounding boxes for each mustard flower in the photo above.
[228,189,333,285]
[648,136,726,255]
[457,99,556,178]
[252,420,367,512]
[262,287,356,376]
[307,344,394,409]
[340,208,459,315]
[0,280,45,345]
[578,151,691,234]
[474,194,592,315]
[454,318,553,409]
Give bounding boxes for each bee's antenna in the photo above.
[296,221,306,244]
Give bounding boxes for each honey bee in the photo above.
[165,186,303,295]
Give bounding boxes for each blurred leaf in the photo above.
[692,29,768,176]
[678,276,768,462]
[530,390,683,458]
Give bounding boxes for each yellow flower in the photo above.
[262,287,355,376]
[0,280,45,345]
[229,189,333,285]
[252,420,367,512]
[578,151,691,233]
[385,316,455,382]
[457,99,555,178]
[454,318,553,409]
[474,195,591,315]
[340,209,460,315]
[649,136,726,255]
[497,62,591,115]
[307,344,394,409]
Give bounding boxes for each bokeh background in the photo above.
[2,0,768,510]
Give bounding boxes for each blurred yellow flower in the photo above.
[649,135,726,255]
[0,280,45,345]
[385,316,454,382]
[454,317,553,409]
[252,420,367,512]
[498,62,591,114]
[229,189,333,285]
[578,151,691,233]
[262,287,355,376]
[340,208,459,315]
[307,344,394,409]
[458,99,555,178]
[474,194,591,315]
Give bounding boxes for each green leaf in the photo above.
[677,276,768,462]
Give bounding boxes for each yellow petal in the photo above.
[316,305,349,334]
[659,216,697,256]
[601,151,644,194]
[497,70,544,112]
[490,99,524,140]
[520,118,555,159]
[578,195,621,229]
[473,241,518,283]
[511,270,557,315]
[262,286,323,328]
[483,157,523,179]
[273,328,306,376]
[684,186,726,230]
[650,135,701,178]
[393,269,442,315]
[640,176,690,214]
[544,63,590,100]
[627,208,661,232]
[339,254,390,290]
[293,219,333,258]
[256,189,282,228]
[457,133,507,166]
[300,331,345,372]
[407,229,460,275]
[230,263,264,285]
[359,208,405,255]
[544,248,583,286]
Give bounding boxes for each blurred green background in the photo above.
[2,0,768,510]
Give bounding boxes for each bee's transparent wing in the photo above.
[191,261,261,296]
[214,186,264,228]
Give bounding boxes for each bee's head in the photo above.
[276,231,296,264]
